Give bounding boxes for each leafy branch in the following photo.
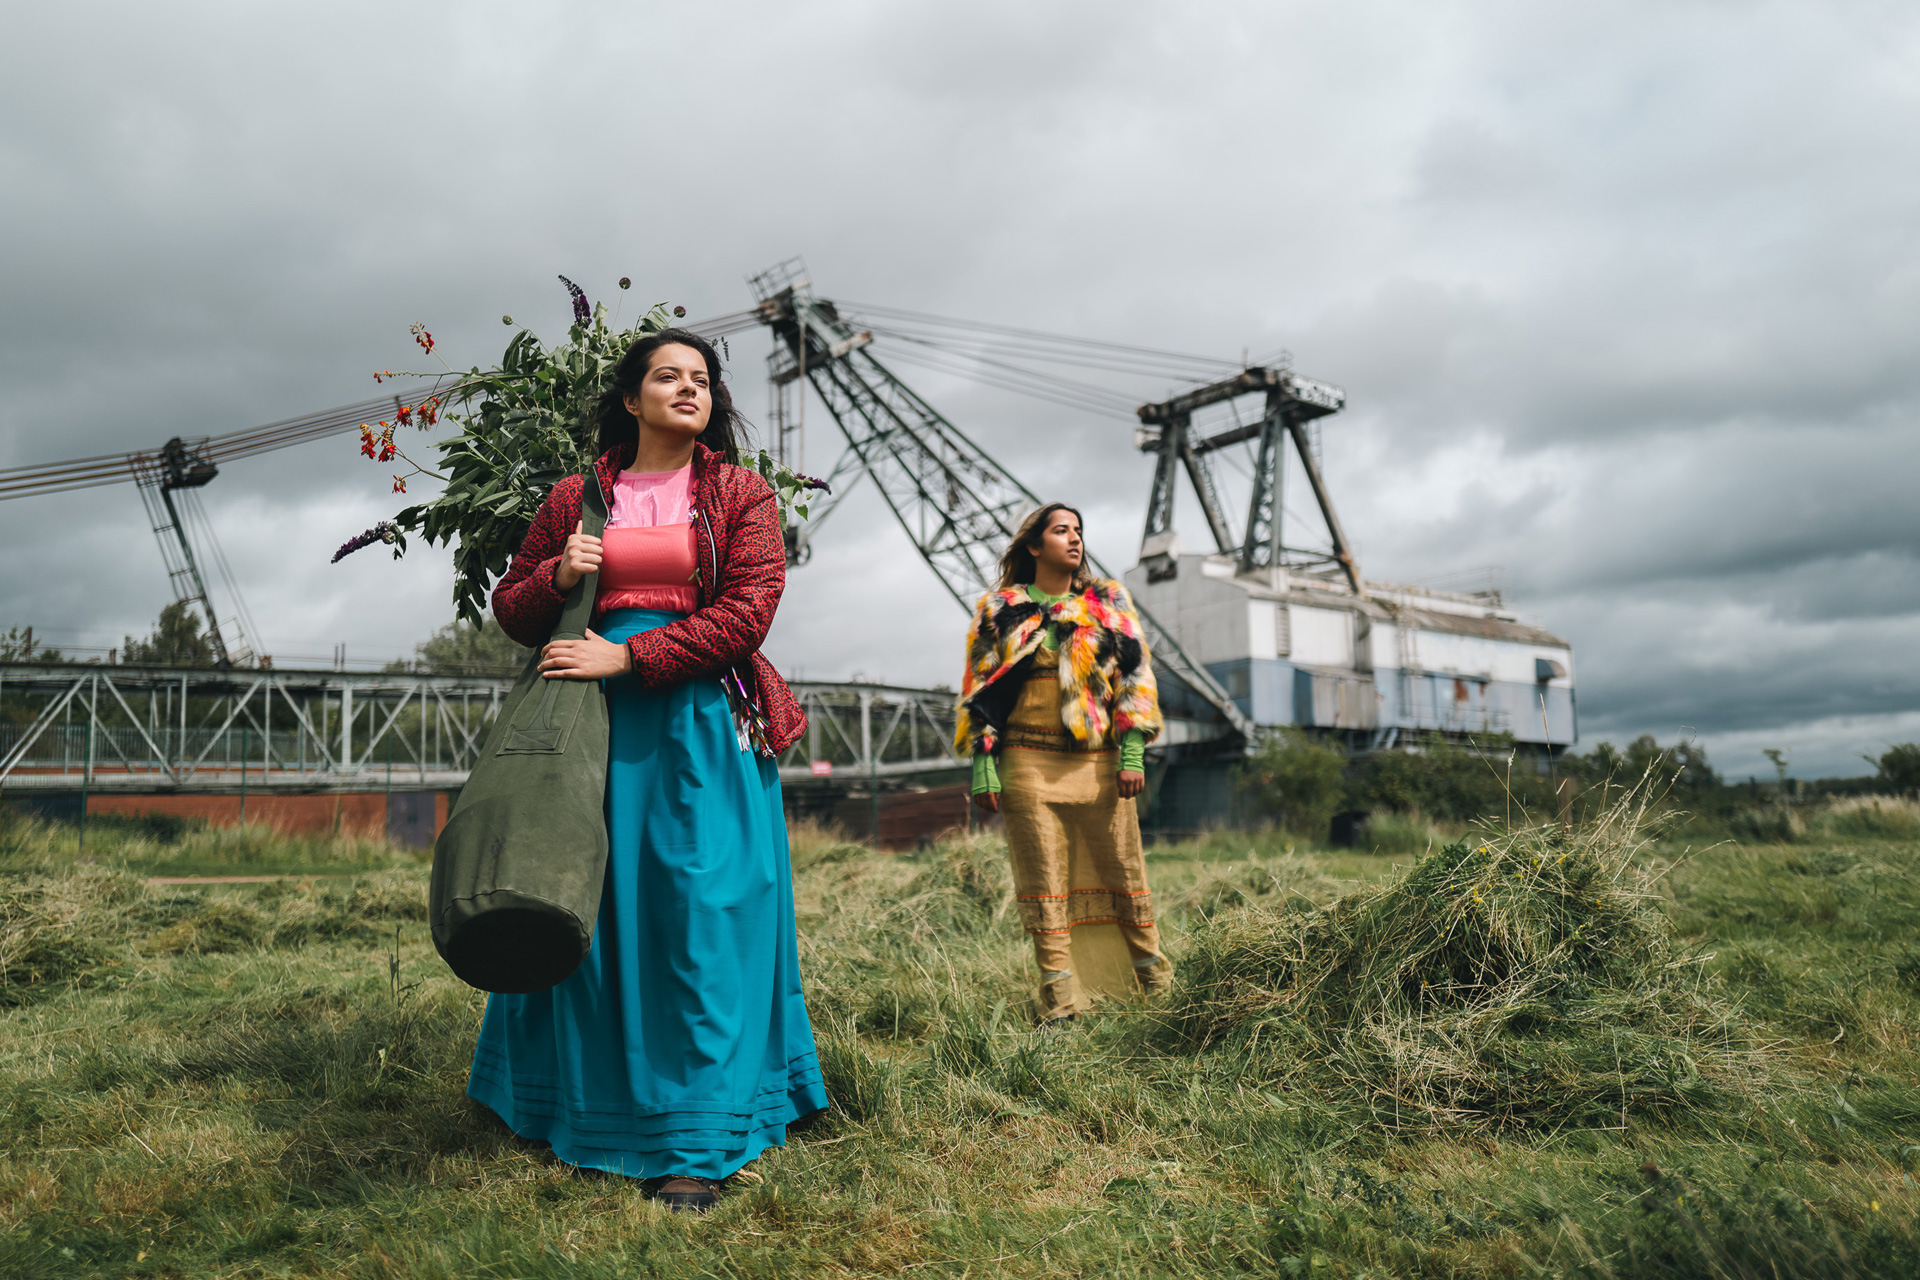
[336,278,825,626]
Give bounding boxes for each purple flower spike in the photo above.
[558,274,590,325]
[332,521,399,564]
[797,473,831,494]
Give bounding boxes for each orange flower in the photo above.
[392,476,407,493]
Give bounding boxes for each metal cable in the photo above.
[852,320,1220,382]
[837,300,1247,374]
[872,345,1139,421]
[858,325,1152,398]
[177,488,265,659]
[866,332,1144,415]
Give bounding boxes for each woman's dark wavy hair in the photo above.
[593,328,748,464]
[997,502,1094,592]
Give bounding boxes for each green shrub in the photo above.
[1869,742,1920,793]
[1237,728,1347,836]
[1347,736,1518,823]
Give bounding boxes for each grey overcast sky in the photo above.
[2,1,1916,779]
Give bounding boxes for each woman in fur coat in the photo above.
[956,503,1174,1023]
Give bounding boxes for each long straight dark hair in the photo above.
[997,502,1095,592]
[593,328,747,464]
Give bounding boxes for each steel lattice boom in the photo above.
[748,261,1255,743]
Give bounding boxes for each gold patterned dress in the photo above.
[997,644,1173,1018]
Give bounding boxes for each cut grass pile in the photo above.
[1166,790,1754,1134]
[1,799,1918,1277]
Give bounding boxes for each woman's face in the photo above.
[622,343,712,443]
[1032,510,1084,577]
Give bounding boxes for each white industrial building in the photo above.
[1126,554,1576,750]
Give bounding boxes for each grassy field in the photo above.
[3,799,1919,1278]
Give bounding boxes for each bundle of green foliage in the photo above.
[1163,787,1756,1134]
[340,279,822,624]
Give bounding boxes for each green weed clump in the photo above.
[1165,789,1754,1134]
[1360,810,1459,856]
[1815,796,1920,842]
[1725,797,1920,845]
[1729,805,1808,843]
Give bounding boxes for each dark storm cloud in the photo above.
[1,0,1916,778]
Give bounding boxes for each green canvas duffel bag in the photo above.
[430,476,611,994]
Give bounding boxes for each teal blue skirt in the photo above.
[467,608,829,1179]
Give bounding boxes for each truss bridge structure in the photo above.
[0,662,965,796]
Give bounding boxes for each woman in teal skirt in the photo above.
[477,328,828,1211]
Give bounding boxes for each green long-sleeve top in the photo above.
[970,585,1145,795]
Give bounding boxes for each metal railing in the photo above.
[776,682,964,784]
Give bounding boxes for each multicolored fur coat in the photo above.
[954,580,1163,756]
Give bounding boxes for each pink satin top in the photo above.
[595,465,697,615]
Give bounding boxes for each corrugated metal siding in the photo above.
[1294,667,1378,729]
[1205,659,1296,725]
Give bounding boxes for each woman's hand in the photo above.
[972,791,1001,814]
[539,629,633,680]
[553,521,603,591]
[1117,770,1145,799]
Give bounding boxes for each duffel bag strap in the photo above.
[552,470,611,640]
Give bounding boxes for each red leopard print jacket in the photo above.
[491,440,806,755]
